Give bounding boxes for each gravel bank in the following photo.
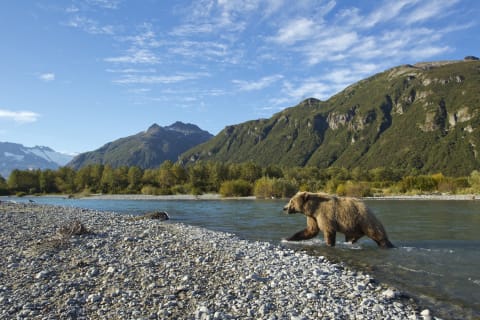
[0,202,433,319]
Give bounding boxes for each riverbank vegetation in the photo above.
[1,161,480,198]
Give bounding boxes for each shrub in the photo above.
[398,175,436,193]
[141,185,160,195]
[253,177,297,198]
[468,170,480,192]
[324,179,340,194]
[337,181,372,197]
[219,179,252,197]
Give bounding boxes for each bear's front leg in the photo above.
[286,216,319,241]
[324,230,336,246]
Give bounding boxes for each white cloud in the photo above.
[169,40,229,60]
[105,49,160,64]
[404,0,459,25]
[106,68,157,73]
[282,78,334,102]
[363,0,417,28]
[304,31,358,65]
[271,18,317,45]
[39,73,55,82]
[232,75,283,91]
[0,109,40,123]
[121,24,161,48]
[66,15,115,35]
[266,0,471,68]
[86,0,121,10]
[128,88,151,94]
[170,23,215,36]
[113,72,210,84]
[65,5,79,13]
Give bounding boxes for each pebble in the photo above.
[0,201,430,319]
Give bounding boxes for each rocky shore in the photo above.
[1,202,435,319]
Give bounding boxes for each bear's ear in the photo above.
[302,192,309,202]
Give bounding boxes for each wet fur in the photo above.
[284,192,394,249]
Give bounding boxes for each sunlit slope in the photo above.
[181,59,480,176]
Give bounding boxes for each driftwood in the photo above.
[58,220,90,237]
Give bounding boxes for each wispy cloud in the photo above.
[86,0,122,10]
[106,68,157,73]
[0,109,40,123]
[283,78,334,102]
[113,72,210,84]
[232,75,283,91]
[362,0,417,28]
[105,48,160,64]
[39,73,55,82]
[55,0,476,121]
[168,40,231,61]
[269,0,467,69]
[65,15,115,35]
[271,18,317,45]
[404,0,460,24]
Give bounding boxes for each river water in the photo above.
[5,196,480,319]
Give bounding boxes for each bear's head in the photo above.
[283,191,331,214]
[283,191,310,214]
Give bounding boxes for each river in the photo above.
[4,196,479,319]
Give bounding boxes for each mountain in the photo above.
[180,58,480,176]
[68,121,213,170]
[0,142,73,178]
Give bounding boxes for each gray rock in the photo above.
[0,202,426,320]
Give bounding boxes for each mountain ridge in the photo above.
[180,58,480,176]
[0,142,73,178]
[67,121,213,170]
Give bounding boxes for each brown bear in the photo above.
[283,192,394,249]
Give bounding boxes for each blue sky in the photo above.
[0,0,478,154]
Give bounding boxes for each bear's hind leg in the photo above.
[345,231,363,244]
[287,216,319,241]
[324,230,336,246]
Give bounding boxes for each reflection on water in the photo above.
[5,196,480,319]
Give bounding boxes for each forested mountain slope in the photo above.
[180,58,480,176]
[68,122,213,170]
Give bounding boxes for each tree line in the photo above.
[1,161,480,198]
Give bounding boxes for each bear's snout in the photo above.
[283,204,296,214]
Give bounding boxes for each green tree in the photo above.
[207,161,229,190]
[326,167,350,180]
[89,164,104,192]
[0,175,10,195]
[8,169,40,194]
[39,169,57,193]
[172,163,188,185]
[188,162,210,194]
[100,165,115,193]
[113,166,129,193]
[351,167,370,181]
[75,165,93,192]
[264,165,284,178]
[55,167,76,194]
[156,161,176,193]
[142,169,157,187]
[127,166,143,193]
[240,162,262,183]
